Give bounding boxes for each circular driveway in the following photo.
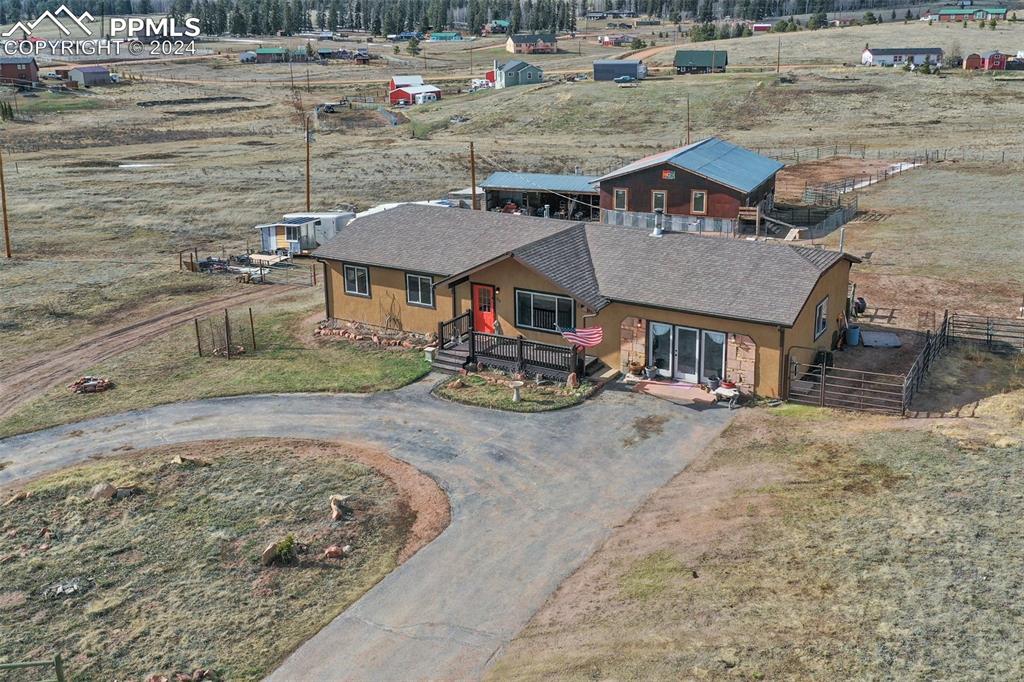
[0,376,734,681]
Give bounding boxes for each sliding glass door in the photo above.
[701,330,726,382]
[646,322,727,384]
[648,322,673,377]
[673,327,699,383]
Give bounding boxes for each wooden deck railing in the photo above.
[438,310,471,348]
[472,332,578,379]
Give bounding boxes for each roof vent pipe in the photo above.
[650,208,664,238]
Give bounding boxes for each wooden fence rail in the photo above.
[0,654,66,681]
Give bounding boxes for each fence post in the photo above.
[516,337,524,374]
[53,654,65,682]
[249,307,257,352]
[194,317,202,357]
[224,309,232,359]
[818,363,826,407]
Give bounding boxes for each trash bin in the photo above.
[846,326,861,346]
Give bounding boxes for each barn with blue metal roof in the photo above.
[593,137,783,228]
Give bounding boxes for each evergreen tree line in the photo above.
[0,0,957,35]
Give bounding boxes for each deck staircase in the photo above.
[432,344,470,374]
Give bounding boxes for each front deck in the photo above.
[434,312,601,380]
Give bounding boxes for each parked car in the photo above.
[613,75,636,83]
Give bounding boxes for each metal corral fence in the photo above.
[803,196,859,239]
[602,209,737,236]
[759,145,1024,165]
[950,314,1024,354]
[757,144,868,164]
[786,312,954,415]
[193,307,258,358]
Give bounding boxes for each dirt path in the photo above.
[0,285,299,421]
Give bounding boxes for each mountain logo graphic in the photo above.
[2,5,95,38]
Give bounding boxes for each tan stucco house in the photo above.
[314,205,856,397]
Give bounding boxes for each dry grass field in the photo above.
[490,349,1024,680]
[1,20,1020,368]
[0,438,448,679]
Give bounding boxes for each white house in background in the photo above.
[256,212,355,255]
[861,46,943,67]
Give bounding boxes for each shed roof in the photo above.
[480,171,599,194]
[594,137,784,195]
[509,33,556,43]
[394,84,441,95]
[314,205,855,326]
[255,47,287,54]
[673,49,728,68]
[390,75,424,87]
[594,58,641,65]
[938,6,1005,13]
[71,65,110,73]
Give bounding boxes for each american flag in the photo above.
[556,325,604,348]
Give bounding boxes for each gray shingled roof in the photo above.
[509,33,556,44]
[580,225,848,326]
[513,224,608,311]
[312,204,572,276]
[315,205,853,327]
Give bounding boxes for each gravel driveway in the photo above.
[0,376,733,681]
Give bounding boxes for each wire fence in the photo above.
[194,307,258,358]
[759,144,1024,165]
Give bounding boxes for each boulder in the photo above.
[88,482,117,501]
[565,372,579,389]
[329,494,352,521]
[260,542,277,566]
[322,545,345,560]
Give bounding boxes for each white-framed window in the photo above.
[613,188,628,211]
[814,296,828,340]
[515,289,574,332]
[286,225,301,241]
[405,273,434,307]
[343,264,370,297]
[652,190,667,212]
[691,190,707,214]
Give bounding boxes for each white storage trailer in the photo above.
[256,212,355,254]
[593,59,647,81]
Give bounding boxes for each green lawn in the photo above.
[0,293,430,438]
[0,439,413,679]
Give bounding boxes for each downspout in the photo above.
[777,326,786,399]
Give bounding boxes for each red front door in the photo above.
[472,284,496,333]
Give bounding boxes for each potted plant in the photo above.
[627,359,644,376]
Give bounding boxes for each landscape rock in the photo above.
[565,372,580,389]
[89,482,117,501]
[329,494,352,521]
[172,455,211,467]
[260,543,277,566]
[322,545,345,560]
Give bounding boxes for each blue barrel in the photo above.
[846,325,861,346]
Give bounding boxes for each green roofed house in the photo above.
[430,31,464,41]
[935,7,1007,21]
[482,19,510,35]
[674,49,727,74]
[255,47,288,63]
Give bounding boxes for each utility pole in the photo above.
[1,148,10,259]
[469,141,479,210]
[686,95,690,145]
[304,116,312,211]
